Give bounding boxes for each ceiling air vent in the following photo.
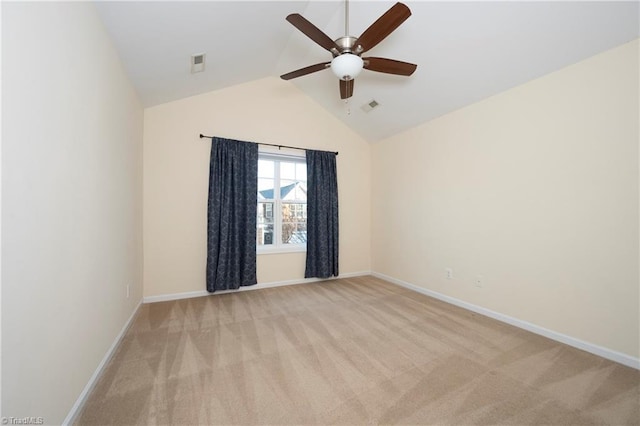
[191,53,206,73]
[361,99,380,113]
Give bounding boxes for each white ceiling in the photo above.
[95,1,639,143]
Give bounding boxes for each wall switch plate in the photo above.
[445,268,453,280]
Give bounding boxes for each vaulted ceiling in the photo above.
[95,1,639,142]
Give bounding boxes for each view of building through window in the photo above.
[257,154,307,248]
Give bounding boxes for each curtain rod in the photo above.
[199,134,338,156]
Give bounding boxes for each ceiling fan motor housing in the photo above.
[333,36,362,55]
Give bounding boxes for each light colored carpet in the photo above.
[76,276,639,425]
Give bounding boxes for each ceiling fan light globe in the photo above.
[330,53,363,81]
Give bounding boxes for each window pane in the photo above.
[257,202,274,222]
[258,178,275,199]
[282,203,307,220]
[280,161,296,180]
[257,223,274,245]
[280,179,295,200]
[296,163,307,181]
[258,159,274,178]
[281,180,306,201]
[282,203,307,244]
[294,182,307,201]
[257,154,308,249]
[282,222,307,244]
[257,201,274,245]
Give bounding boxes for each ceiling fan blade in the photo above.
[339,79,354,99]
[286,14,340,53]
[354,2,411,53]
[363,57,417,76]
[280,62,330,80]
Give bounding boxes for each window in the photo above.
[257,152,307,252]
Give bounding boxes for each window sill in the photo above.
[257,245,307,255]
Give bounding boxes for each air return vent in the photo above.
[361,99,380,113]
[191,53,206,73]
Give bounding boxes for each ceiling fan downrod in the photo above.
[338,0,361,54]
[345,0,349,37]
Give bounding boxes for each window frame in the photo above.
[257,150,307,255]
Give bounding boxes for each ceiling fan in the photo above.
[280,1,417,100]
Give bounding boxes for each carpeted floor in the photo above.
[76,276,639,425]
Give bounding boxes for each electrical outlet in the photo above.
[475,275,483,288]
[445,268,453,280]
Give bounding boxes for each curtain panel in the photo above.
[305,150,339,279]
[206,137,258,292]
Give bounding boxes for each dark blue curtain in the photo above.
[207,137,258,292]
[305,150,339,278]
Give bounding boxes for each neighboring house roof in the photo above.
[259,182,305,200]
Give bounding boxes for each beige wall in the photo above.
[2,2,143,423]
[372,40,639,358]
[143,77,371,297]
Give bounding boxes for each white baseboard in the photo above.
[372,271,640,370]
[62,300,143,425]
[142,270,371,304]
